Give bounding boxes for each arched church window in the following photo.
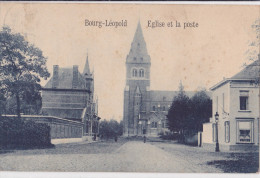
[132,69,138,77]
[151,122,157,128]
[139,69,144,77]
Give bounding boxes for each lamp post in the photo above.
[215,112,220,152]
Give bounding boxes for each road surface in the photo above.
[0,140,223,172]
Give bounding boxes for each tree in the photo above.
[245,18,260,64]
[244,19,260,85]
[0,92,6,116]
[0,26,50,118]
[167,82,191,142]
[99,119,123,140]
[190,90,212,132]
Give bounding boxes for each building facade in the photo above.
[202,59,259,151]
[42,54,100,138]
[123,22,195,137]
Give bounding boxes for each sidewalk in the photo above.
[51,138,99,145]
[51,138,83,145]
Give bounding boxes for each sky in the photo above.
[0,3,259,121]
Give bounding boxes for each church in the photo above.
[123,22,194,137]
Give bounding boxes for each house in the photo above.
[41,54,100,140]
[202,59,259,151]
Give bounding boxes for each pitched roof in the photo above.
[150,90,198,102]
[44,68,86,89]
[135,85,141,94]
[231,59,260,80]
[211,59,260,90]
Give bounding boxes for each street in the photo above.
[0,138,258,173]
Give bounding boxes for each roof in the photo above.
[126,21,151,64]
[211,59,260,91]
[150,90,200,102]
[44,68,86,89]
[231,59,260,80]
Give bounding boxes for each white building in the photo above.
[202,59,259,151]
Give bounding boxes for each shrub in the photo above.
[159,131,179,140]
[0,117,53,149]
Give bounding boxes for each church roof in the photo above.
[150,90,200,102]
[44,68,86,89]
[126,21,151,64]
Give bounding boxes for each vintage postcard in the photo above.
[0,2,259,174]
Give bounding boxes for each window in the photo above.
[225,121,230,143]
[151,122,157,128]
[162,122,165,128]
[162,106,166,111]
[240,91,249,110]
[140,57,143,60]
[135,93,141,97]
[152,106,156,111]
[134,57,137,60]
[240,97,249,110]
[139,69,144,77]
[132,69,138,77]
[237,120,253,143]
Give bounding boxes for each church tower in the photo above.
[123,21,151,136]
[83,53,94,98]
[82,53,94,135]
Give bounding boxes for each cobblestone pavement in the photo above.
[0,139,224,172]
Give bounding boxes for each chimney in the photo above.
[52,65,59,88]
[72,65,79,88]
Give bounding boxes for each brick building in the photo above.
[42,54,100,138]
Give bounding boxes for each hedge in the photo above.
[0,117,53,149]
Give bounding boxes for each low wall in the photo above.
[3,115,84,139]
